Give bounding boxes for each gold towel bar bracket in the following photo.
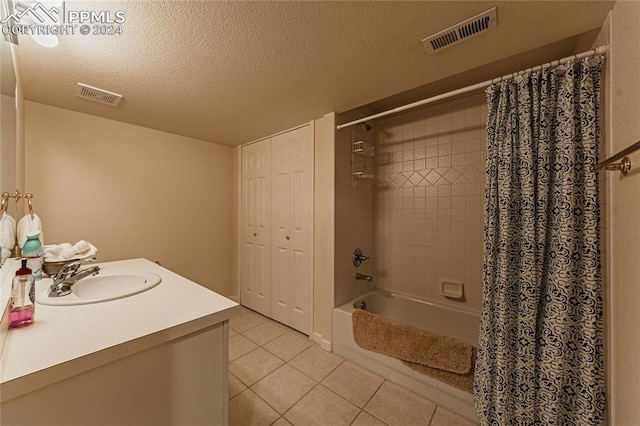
[1,190,35,219]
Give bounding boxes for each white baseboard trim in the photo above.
[312,332,332,352]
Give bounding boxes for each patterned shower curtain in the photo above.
[474,57,605,425]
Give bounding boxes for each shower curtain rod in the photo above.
[336,45,608,130]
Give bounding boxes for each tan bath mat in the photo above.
[403,348,476,394]
[352,309,473,375]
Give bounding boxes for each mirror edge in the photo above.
[1,0,25,356]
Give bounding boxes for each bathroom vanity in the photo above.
[0,258,240,425]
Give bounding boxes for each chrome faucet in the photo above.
[354,273,373,282]
[48,260,100,298]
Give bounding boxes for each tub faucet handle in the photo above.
[353,248,370,267]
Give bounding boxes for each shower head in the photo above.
[360,122,372,132]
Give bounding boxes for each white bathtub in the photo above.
[333,290,481,423]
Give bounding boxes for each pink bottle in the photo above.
[9,259,35,328]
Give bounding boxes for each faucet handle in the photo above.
[53,260,82,281]
[352,248,370,267]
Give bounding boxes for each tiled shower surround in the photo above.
[374,93,487,312]
[334,115,375,307]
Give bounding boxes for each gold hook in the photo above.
[0,192,9,215]
[25,193,34,219]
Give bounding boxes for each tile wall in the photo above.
[334,115,375,307]
[373,93,487,312]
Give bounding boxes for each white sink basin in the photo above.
[38,272,162,306]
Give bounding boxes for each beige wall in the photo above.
[313,112,335,347]
[25,102,234,296]
[373,94,486,312]
[610,1,640,423]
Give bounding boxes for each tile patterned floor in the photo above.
[229,307,478,426]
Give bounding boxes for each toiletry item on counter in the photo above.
[10,258,35,328]
[22,231,43,280]
[43,240,97,262]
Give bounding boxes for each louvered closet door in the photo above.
[270,125,313,334]
[240,139,271,316]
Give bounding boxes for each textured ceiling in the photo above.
[15,1,615,146]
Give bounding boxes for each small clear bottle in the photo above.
[9,258,35,328]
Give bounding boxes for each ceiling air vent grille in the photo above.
[422,7,497,55]
[75,83,123,106]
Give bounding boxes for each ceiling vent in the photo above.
[422,7,497,55]
[75,83,123,106]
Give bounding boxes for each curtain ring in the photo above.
[25,193,34,219]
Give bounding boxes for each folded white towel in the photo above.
[44,242,69,258]
[17,213,44,250]
[0,212,16,264]
[62,240,91,259]
[43,240,97,262]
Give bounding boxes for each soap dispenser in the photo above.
[9,259,35,328]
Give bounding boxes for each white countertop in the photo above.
[0,258,240,402]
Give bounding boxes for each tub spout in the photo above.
[355,273,373,282]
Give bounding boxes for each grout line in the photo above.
[271,416,292,426]
[236,388,281,424]
[261,336,314,363]
[287,361,318,382]
[359,379,390,426]
[238,326,288,347]
[254,363,320,416]
[228,371,247,398]
[229,347,284,387]
[279,380,321,423]
[247,373,296,417]
[427,405,437,425]
[311,383,362,423]
[361,377,386,408]
[348,410,364,426]
[228,341,260,365]
[228,386,251,402]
